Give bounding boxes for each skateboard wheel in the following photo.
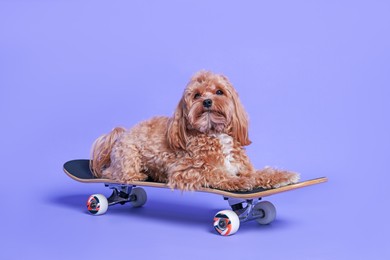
[87,194,108,215]
[130,187,147,207]
[254,201,276,225]
[213,210,240,236]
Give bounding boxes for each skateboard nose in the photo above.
[203,99,212,108]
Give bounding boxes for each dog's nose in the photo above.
[203,99,213,108]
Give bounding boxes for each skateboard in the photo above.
[63,159,327,236]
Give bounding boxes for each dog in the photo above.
[91,71,299,191]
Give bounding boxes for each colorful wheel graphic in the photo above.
[213,210,240,236]
[86,194,108,215]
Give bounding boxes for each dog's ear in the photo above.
[224,78,251,146]
[167,98,188,150]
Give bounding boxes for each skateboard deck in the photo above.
[64,159,327,199]
[63,159,327,236]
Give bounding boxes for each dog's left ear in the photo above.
[167,98,188,150]
[224,77,251,146]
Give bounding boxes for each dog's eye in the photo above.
[216,90,224,95]
[194,93,201,99]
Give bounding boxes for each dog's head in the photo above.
[167,71,251,150]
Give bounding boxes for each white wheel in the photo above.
[254,201,276,225]
[130,187,147,207]
[86,194,108,215]
[213,210,240,236]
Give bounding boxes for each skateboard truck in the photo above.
[86,184,148,214]
[210,197,277,236]
[105,184,134,206]
[225,197,276,224]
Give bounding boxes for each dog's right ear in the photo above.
[167,98,188,150]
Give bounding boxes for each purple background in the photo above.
[1,0,389,259]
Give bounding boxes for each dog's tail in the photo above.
[90,127,126,178]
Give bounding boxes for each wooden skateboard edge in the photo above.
[64,165,327,199]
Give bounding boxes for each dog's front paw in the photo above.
[256,167,300,189]
[271,171,300,188]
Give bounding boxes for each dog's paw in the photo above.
[271,171,300,189]
[256,167,300,189]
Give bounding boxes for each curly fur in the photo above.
[91,71,299,191]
